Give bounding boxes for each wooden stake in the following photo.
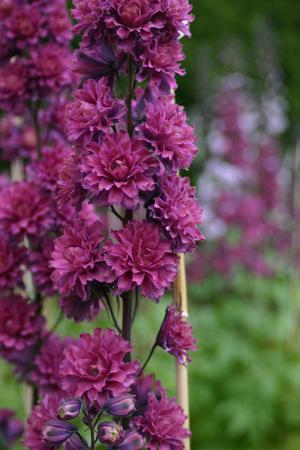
[173,254,191,450]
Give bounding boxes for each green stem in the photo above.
[139,343,157,376]
[122,294,132,361]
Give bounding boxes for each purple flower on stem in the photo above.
[60,328,139,407]
[25,394,60,450]
[134,388,190,450]
[57,151,86,209]
[98,421,123,445]
[161,0,194,37]
[59,291,104,323]
[50,219,109,300]
[0,181,52,240]
[42,420,76,446]
[103,221,178,300]
[157,305,196,364]
[57,398,82,421]
[0,295,44,355]
[138,98,197,171]
[81,131,161,209]
[104,394,136,417]
[0,234,26,292]
[0,59,28,111]
[6,4,44,48]
[114,430,144,450]
[66,78,126,147]
[149,174,204,252]
[0,409,24,446]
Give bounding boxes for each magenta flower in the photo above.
[57,151,86,209]
[58,292,104,323]
[161,0,194,37]
[105,0,163,42]
[30,44,72,93]
[138,98,197,171]
[0,59,28,111]
[138,39,185,92]
[157,305,196,364]
[48,6,72,44]
[0,182,52,240]
[81,131,161,209]
[66,78,126,147]
[25,394,61,450]
[30,334,67,396]
[27,145,71,194]
[0,234,26,292]
[0,295,44,354]
[0,409,24,446]
[103,221,178,300]
[134,388,190,449]
[149,174,204,252]
[6,4,44,48]
[50,219,110,299]
[60,328,140,406]
[72,0,108,43]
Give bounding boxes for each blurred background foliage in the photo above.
[2,1,300,449]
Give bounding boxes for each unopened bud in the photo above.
[105,395,135,417]
[57,398,82,420]
[42,420,76,445]
[115,431,144,450]
[98,421,123,445]
[64,433,89,450]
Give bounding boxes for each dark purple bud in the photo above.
[42,420,76,445]
[64,433,89,450]
[57,398,82,420]
[115,431,144,450]
[105,395,135,417]
[98,421,123,445]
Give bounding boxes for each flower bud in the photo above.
[105,395,135,417]
[42,419,76,445]
[64,433,89,450]
[57,398,82,420]
[98,421,123,445]
[115,431,144,450]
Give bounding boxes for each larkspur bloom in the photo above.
[138,98,197,171]
[134,388,190,449]
[0,181,52,240]
[30,334,67,395]
[103,221,178,300]
[81,131,161,209]
[66,78,126,147]
[60,328,140,406]
[50,219,110,300]
[57,150,86,209]
[0,59,28,111]
[58,291,104,323]
[5,4,44,49]
[0,295,44,355]
[149,174,204,252]
[157,305,196,364]
[25,394,61,450]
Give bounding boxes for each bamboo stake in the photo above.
[173,253,191,450]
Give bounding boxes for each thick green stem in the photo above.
[122,294,132,361]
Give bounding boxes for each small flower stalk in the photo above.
[0,0,201,449]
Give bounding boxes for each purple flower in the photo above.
[131,374,163,416]
[0,295,44,355]
[27,145,71,194]
[0,409,24,446]
[25,394,61,450]
[149,174,204,252]
[138,98,197,171]
[0,59,28,111]
[42,420,76,445]
[30,334,67,396]
[103,221,178,300]
[57,398,82,421]
[161,0,194,38]
[0,233,26,292]
[104,394,136,417]
[64,433,89,450]
[81,131,161,209]
[48,6,72,44]
[6,4,44,48]
[60,328,140,406]
[134,388,190,450]
[72,0,108,43]
[138,39,185,92]
[66,78,126,147]
[157,305,196,364]
[30,44,72,94]
[114,430,144,450]
[50,219,110,299]
[0,182,52,241]
[98,421,123,445]
[105,0,163,42]
[57,151,86,209]
[58,291,104,323]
